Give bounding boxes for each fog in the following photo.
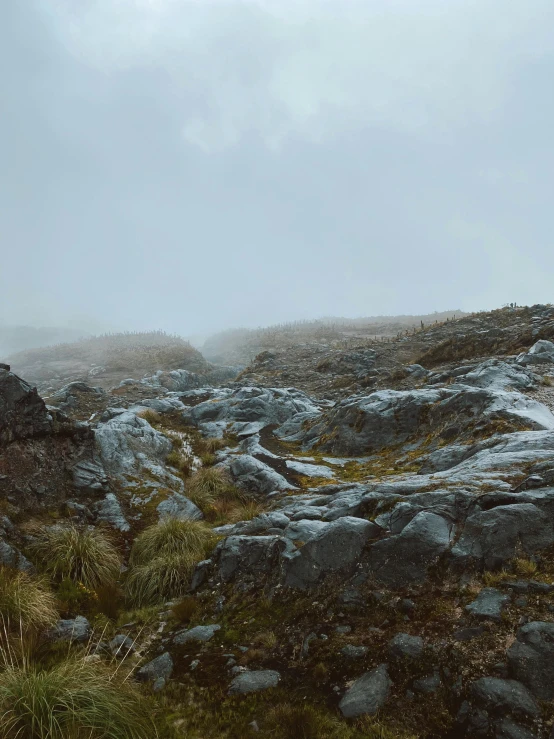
[1,1,554,339]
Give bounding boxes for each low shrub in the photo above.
[31,525,122,590]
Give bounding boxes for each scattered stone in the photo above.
[465,588,511,621]
[388,633,424,660]
[174,624,221,645]
[413,672,441,694]
[136,652,173,685]
[228,670,281,695]
[341,645,368,659]
[339,664,392,718]
[50,616,91,643]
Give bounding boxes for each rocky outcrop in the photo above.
[0,366,53,446]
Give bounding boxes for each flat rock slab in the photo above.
[465,588,511,621]
[174,624,221,645]
[228,669,281,695]
[339,664,392,718]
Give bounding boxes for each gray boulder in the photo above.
[452,504,554,569]
[368,512,452,588]
[0,368,52,446]
[229,454,296,495]
[517,340,554,366]
[507,621,554,700]
[136,652,173,686]
[157,493,203,522]
[470,677,539,718]
[95,411,173,478]
[282,517,379,589]
[0,539,33,572]
[339,664,392,718]
[228,669,280,695]
[50,616,91,643]
[495,719,538,739]
[215,535,285,583]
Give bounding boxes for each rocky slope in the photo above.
[3,306,554,738]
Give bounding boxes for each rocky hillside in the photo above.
[2,306,554,738]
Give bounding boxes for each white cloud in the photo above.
[44,0,554,151]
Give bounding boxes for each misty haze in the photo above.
[1,2,554,738]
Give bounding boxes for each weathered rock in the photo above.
[339,664,392,718]
[413,672,441,694]
[109,634,134,657]
[517,340,554,366]
[302,385,554,456]
[452,504,554,570]
[95,493,130,532]
[368,512,452,588]
[182,386,320,438]
[282,517,379,589]
[0,368,52,446]
[173,624,221,645]
[341,645,369,659]
[229,455,296,495]
[71,458,108,493]
[470,677,539,718]
[228,669,281,695]
[507,621,554,700]
[494,719,538,739]
[157,493,203,522]
[388,633,424,660]
[50,616,91,643]
[136,652,173,685]
[0,539,33,571]
[95,411,173,478]
[465,589,511,622]
[214,535,286,583]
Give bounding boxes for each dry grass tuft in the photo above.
[0,568,58,633]
[31,525,122,590]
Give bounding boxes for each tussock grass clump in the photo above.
[513,557,538,577]
[0,658,157,739]
[0,568,58,633]
[31,525,122,590]
[186,467,240,509]
[126,519,217,606]
[166,450,192,475]
[171,596,199,624]
[139,409,162,426]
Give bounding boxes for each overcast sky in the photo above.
[1,0,554,337]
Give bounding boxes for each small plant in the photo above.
[126,519,216,605]
[252,630,277,649]
[0,656,158,738]
[264,703,344,739]
[542,375,554,386]
[31,524,122,590]
[513,558,538,577]
[166,450,192,476]
[138,409,162,426]
[171,595,199,623]
[312,662,329,681]
[200,452,217,467]
[0,568,58,633]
